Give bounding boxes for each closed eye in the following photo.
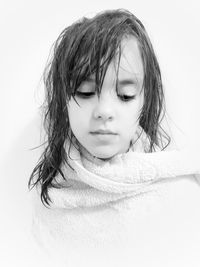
[118,94,136,102]
[75,91,95,98]
[75,91,136,102]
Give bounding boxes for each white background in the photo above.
[0,0,200,266]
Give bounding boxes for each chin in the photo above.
[92,150,117,160]
[96,155,114,161]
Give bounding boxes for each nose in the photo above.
[93,93,115,122]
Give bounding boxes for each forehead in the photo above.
[75,35,144,93]
[117,36,144,79]
[88,36,144,82]
[95,36,144,88]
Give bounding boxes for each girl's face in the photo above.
[67,37,144,159]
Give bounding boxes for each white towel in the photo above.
[31,129,200,266]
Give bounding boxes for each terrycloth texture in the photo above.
[31,128,200,266]
[46,129,199,209]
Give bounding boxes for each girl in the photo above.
[29,9,200,266]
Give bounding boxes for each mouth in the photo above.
[90,130,117,135]
[90,130,118,144]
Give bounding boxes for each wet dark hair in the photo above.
[29,9,171,206]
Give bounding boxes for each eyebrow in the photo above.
[117,78,139,86]
[84,77,140,85]
[82,76,142,94]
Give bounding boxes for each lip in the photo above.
[90,129,117,135]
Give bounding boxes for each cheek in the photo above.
[67,102,90,132]
[127,96,144,121]
[121,98,144,136]
[67,103,80,131]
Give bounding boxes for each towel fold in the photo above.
[39,128,200,209]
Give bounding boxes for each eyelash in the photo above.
[75,92,136,102]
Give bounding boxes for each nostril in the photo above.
[93,96,115,121]
[96,114,113,121]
